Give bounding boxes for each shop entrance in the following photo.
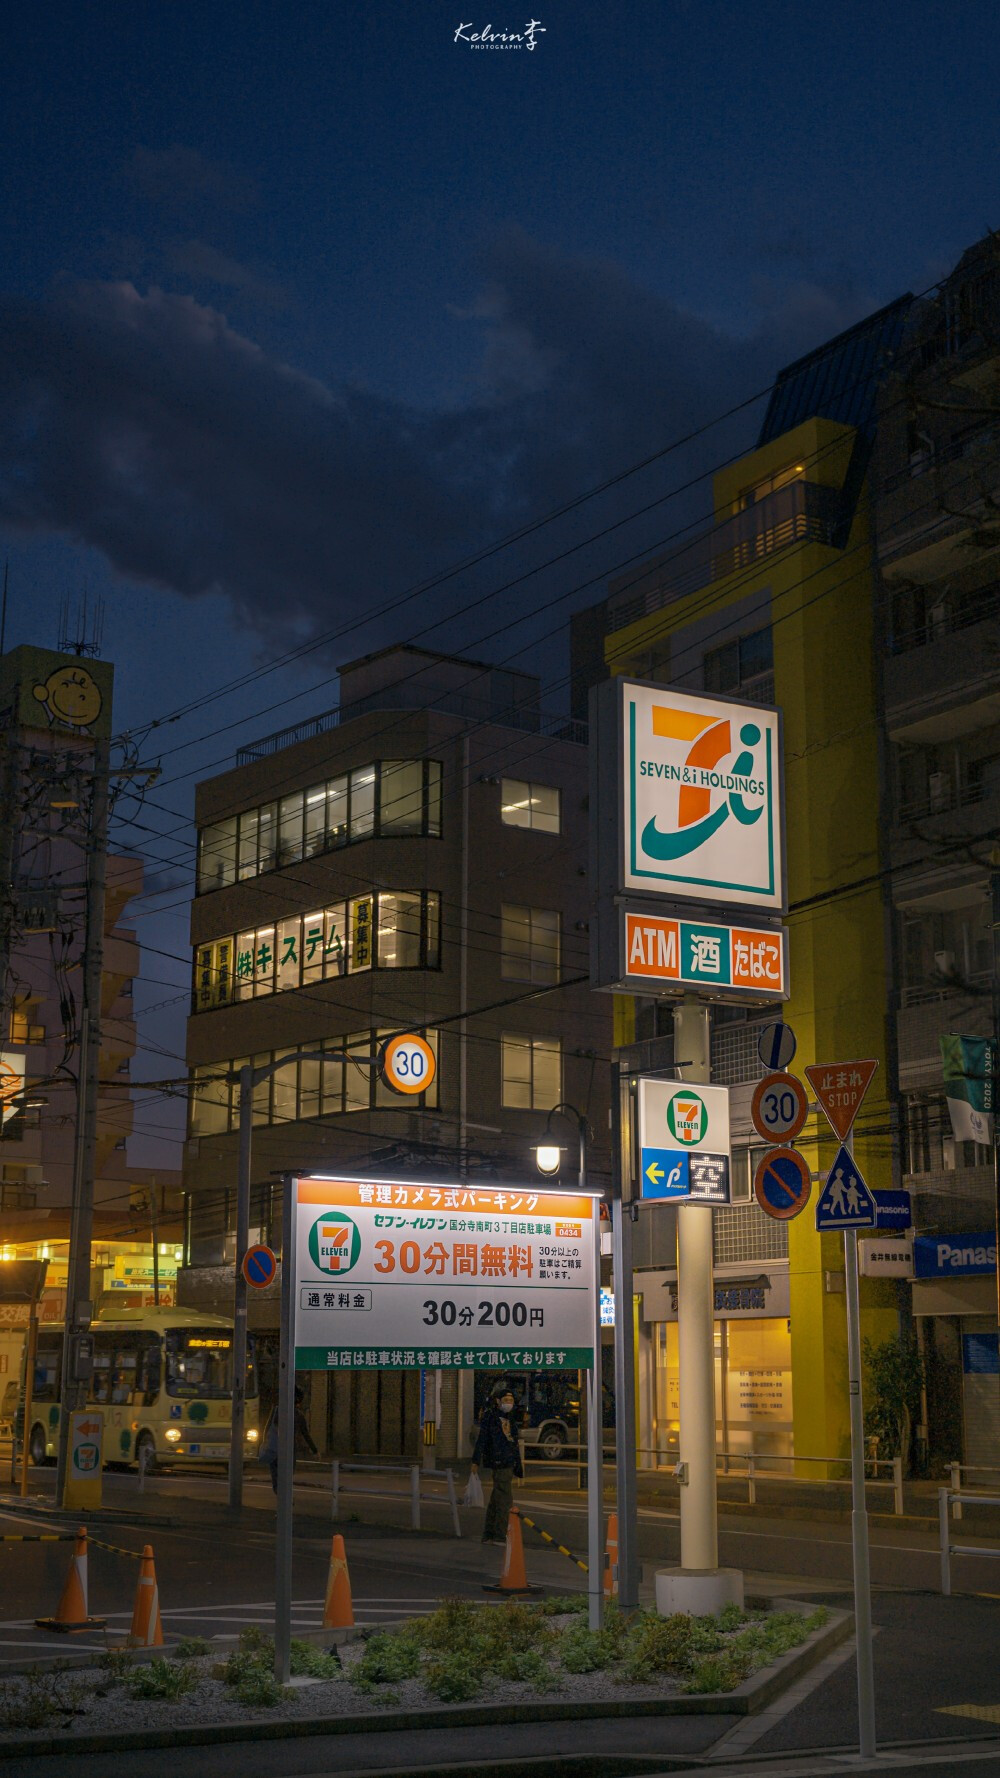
[652,1316,792,1468]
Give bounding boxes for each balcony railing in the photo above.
[896,778,985,824]
[887,581,1000,656]
[236,702,587,766]
[607,480,842,635]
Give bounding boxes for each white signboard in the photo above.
[616,680,784,914]
[291,1176,598,1371]
[638,1079,731,1159]
[859,1238,914,1279]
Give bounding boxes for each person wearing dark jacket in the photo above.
[471,1381,523,1543]
[262,1385,318,1493]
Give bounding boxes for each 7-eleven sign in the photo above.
[805,1059,878,1141]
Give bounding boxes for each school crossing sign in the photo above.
[290,1175,599,1372]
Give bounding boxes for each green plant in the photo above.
[862,1333,923,1472]
[100,1647,135,1684]
[416,1596,481,1651]
[173,1636,211,1659]
[716,1602,745,1632]
[424,1653,482,1701]
[290,1640,340,1679]
[238,1625,274,1656]
[350,1632,421,1689]
[620,1612,695,1682]
[495,1645,560,1689]
[684,1650,754,1693]
[234,1665,285,1708]
[126,1658,198,1700]
[533,1593,588,1616]
[0,1671,79,1730]
[560,1626,621,1673]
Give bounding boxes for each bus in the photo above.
[26,1306,260,1472]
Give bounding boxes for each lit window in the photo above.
[381,761,425,833]
[378,892,423,968]
[500,778,560,833]
[501,1034,561,1110]
[350,767,376,841]
[501,905,560,984]
[196,818,237,894]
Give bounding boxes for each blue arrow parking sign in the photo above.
[815,1145,877,1230]
[640,1148,690,1200]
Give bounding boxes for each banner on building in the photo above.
[940,1033,995,1145]
[290,1176,599,1371]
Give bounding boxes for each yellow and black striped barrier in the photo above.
[517,1510,589,1574]
[0,1532,74,1544]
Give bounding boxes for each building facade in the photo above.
[180,645,612,1456]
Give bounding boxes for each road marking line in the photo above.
[939,1703,1000,1723]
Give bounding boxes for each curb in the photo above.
[0,1496,180,1530]
[0,1603,853,1760]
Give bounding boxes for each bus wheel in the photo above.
[538,1425,566,1460]
[29,1424,50,1467]
[135,1431,157,1475]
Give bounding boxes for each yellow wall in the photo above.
[605,416,899,1467]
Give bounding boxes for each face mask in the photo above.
[500,1399,514,1414]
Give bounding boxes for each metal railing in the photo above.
[330,1459,461,1538]
[939,1488,1000,1594]
[519,1440,906,1514]
[236,703,587,766]
[887,580,1000,655]
[945,1462,1000,1520]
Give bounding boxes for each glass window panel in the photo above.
[532,908,560,983]
[502,1034,532,1109]
[326,776,348,847]
[194,944,215,1014]
[238,808,259,880]
[252,1054,271,1127]
[349,896,374,972]
[257,803,278,873]
[344,1032,370,1111]
[703,641,739,694]
[299,1055,321,1121]
[501,779,532,828]
[272,1049,298,1126]
[278,793,304,866]
[320,1043,344,1116]
[304,786,326,857]
[426,892,440,969]
[324,905,348,978]
[190,1066,228,1136]
[380,761,424,833]
[301,911,326,983]
[532,1038,561,1109]
[350,767,376,840]
[532,784,560,832]
[427,761,442,837]
[501,904,533,979]
[276,917,301,991]
[215,938,233,1006]
[253,926,275,996]
[378,891,422,968]
[235,931,256,1001]
[740,626,773,680]
[197,818,237,893]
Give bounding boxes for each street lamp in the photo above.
[532,1142,563,1175]
[531,1101,587,1192]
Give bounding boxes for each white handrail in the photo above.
[330,1458,462,1536]
[939,1488,1000,1594]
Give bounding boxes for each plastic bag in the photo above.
[463,1470,484,1508]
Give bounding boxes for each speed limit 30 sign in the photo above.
[751,1071,808,1144]
[380,1033,436,1096]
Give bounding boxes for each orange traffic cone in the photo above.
[484,1507,542,1595]
[323,1533,354,1629]
[36,1526,105,1633]
[603,1512,619,1599]
[130,1544,163,1647]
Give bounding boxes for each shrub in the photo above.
[717,1602,745,1632]
[560,1626,620,1673]
[0,1673,67,1730]
[620,1612,695,1682]
[99,1647,135,1684]
[290,1640,340,1679]
[494,1646,559,1689]
[415,1596,480,1652]
[424,1654,482,1702]
[238,1626,273,1656]
[126,1658,198,1701]
[234,1665,285,1708]
[350,1633,421,1689]
[173,1636,211,1659]
[533,1593,587,1616]
[684,1650,753,1694]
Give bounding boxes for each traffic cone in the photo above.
[36,1527,105,1633]
[484,1507,542,1594]
[322,1533,354,1629]
[129,1544,163,1647]
[603,1512,619,1599]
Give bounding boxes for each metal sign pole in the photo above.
[611,1063,639,1609]
[274,1172,296,1686]
[229,1064,253,1510]
[674,1002,719,1581]
[587,1189,604,1631]
[844,1130,876,1759]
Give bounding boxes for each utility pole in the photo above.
[56,734,110,1505]
[991,846,1000,1330]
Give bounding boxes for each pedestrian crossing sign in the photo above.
[815,1145,877,1230]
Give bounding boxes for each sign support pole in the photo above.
[274,1172,296,1686]
[843,1131,876,1759]
[584,1122,603,1632]
[611,1062,639,1610]
[674,1003,718,1576]
[229,1063,253,1511]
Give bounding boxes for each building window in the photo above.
[196,759,444,894]
[188,1031,440,1134]
[501,1034,561,1110]
[500,779,560,833]
[501,905,560,983]
[199,893,440,1010]
[703,626,774,698]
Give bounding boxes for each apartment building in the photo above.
[180,644,611,1455]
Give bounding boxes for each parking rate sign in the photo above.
[291,1176,598,1372]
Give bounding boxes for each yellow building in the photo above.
[582,305,914,1468]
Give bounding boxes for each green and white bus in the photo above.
[27,1306,260,1471]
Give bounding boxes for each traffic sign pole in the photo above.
[844,1126,876,1760]
[229,1063,254,1512]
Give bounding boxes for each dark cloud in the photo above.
[165,239,288,309]
[0,238,870,649]
[129,145,258,216]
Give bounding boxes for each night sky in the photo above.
[1,0,997,1164]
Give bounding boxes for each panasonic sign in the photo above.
[912,1234,997,1279]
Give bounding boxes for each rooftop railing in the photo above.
[236,702,587,766]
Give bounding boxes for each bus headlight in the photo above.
[246,1428,259,1442]
[165,1428,182,1443]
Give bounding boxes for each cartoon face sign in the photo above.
[32,665,102,731]
[0,1061,21,1123]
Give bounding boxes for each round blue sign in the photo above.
[243,1243,277,1288]
[754,1147,811,1221]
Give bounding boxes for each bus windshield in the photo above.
[164,1328,258,1400]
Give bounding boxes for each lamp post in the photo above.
[532,1102,603,1630]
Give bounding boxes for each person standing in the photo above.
[471,1380,523,1544]
[262,1384,318,1493]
